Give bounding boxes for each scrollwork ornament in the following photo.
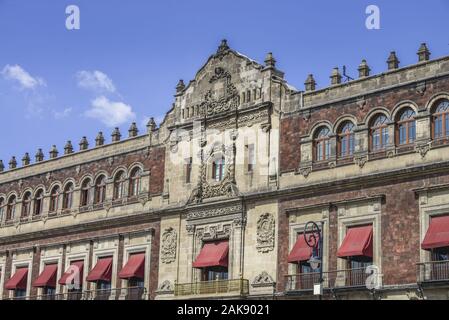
[161,227,177,264]
[256,213,275,253]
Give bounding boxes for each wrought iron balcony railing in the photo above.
[285,267,370,292]
[417,260,449,283]
[174,279,249,297]
[4,287,146,301]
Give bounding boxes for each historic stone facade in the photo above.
[0,40,449,300]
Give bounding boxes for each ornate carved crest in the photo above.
[252,271,275,288]
[298,166,312,178]
[157,280,174,294]
[256,213,275,253]
[354,155,368,168]
[161,227,177,264]
[415,142,431,158]
[196,223,232,241]
[200,67,239,117]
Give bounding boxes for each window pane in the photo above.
[409,122,416,142]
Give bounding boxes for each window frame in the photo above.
[337,122,355,158]
[396,108,416,146]
[313,127,331,162]
[432,100,449,140]
[370,114,389,152]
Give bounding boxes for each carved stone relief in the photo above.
[161,227,177,264]
[256,213,275,253]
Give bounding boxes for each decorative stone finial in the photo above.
[128,122,138,138]
[9,156,17,169]
[35,149,44,162]
[217,39,229,54]
[0,160,4,172]
[49,145,58,159]
[64,141,74,155]
[95,132,105,146]
[304,74,316,92]
[79,137,89,150]
[176,79,185,93]
[358,59,371,78]
[387,51,400,70]
[22,153,30,166]
[111,127,121,142]
[147,117,157,133]
[330,67,342,85]
[264,52,276,68]
[417,43,431,62]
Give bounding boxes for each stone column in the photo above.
[231,217,246,280]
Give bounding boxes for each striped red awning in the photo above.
[193,241,229,268]
[33,264,58,288]
[287,234,315,263]
[5,267,28,290]
[422,215,449,250]
[58,261,84,286]
[118,253,145,279]
[337,225,373,258]
[86,257,113,282]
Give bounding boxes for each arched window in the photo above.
[397,108,416,145]
[314,127,331,161]
[212,157,225,182]
[94,176,107,204]
[62,183,74,210]
[49,186,60,213]
[433,100,449,140]
[6,195,16,221]
[34,189,44,216]
[0,198,4,222]
[21,192,32,218]
[80,179,91,207]
[129,168,141,197]
[338,121,355,158]
[113,171,126,200]
[370,114,389,151]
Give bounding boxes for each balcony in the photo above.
[417,260,449,283]
[285,268,370,293]
[174,279,249,298]
[4,287,147,300]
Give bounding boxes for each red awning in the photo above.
[118,253,145,279]
[33,264,58,288]
[59,260,84,286]
[86,257,113,282]
[287,234,316,263]
[5,267,28,290]
[193,241,229,268]
[337,225,373,258]
[422,215,449,250]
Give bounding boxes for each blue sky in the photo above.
[0,0,448,165]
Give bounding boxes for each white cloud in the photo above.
[1,64,46,90]
[53,107,73,119]
[85,96,135,127]
[76,70,116,93]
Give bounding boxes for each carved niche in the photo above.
[256,213,275,253]
[161,227,177,264]
[188,142,239,204]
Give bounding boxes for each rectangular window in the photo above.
[185,157,192,183]
[247,144,255,172]
[202,267,228,281]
